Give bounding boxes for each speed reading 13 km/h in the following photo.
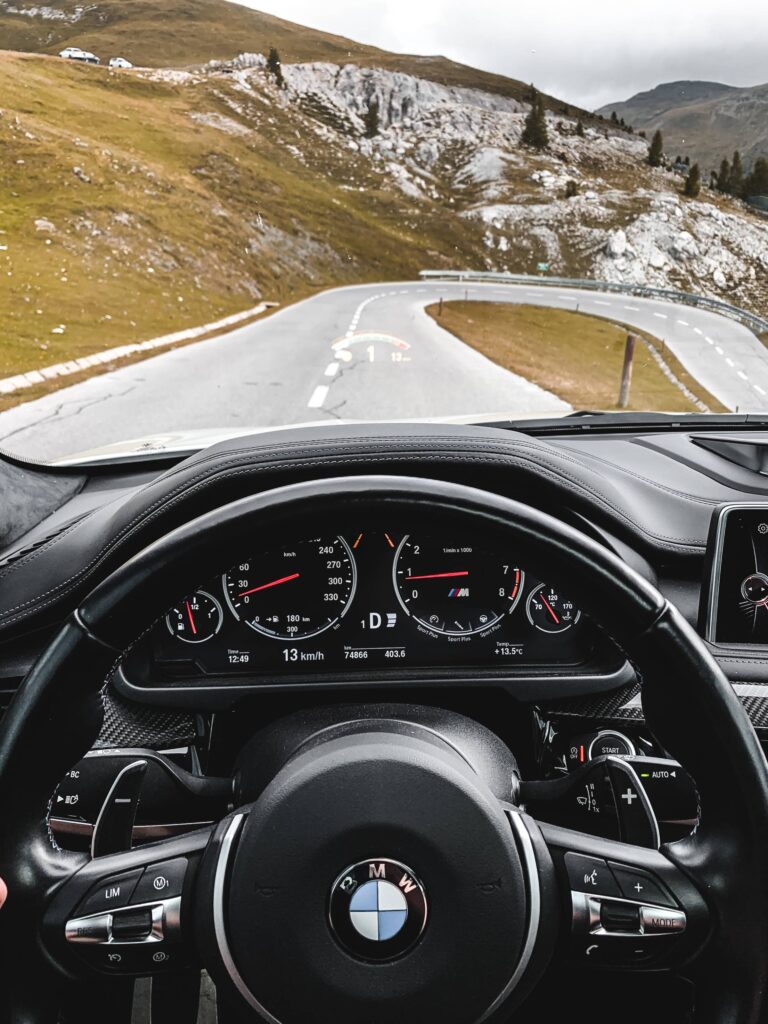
[393,535,524,636]
[222,536,357,640]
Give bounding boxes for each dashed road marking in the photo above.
[654,313,668,320]
[715,346,724,355]
[725,357,735,367]
[677,319,689,327]
[307,385,329,408]
[324,363,339,377]
[755,385,767,396]
[623,305,640,312]
[594,300,611,307]
[738,371,749,380]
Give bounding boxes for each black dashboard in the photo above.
[4,419,768,859]
[121,519,605,694]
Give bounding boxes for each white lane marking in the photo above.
[307,385,329,408]
[693,327,703,335]
[725,357,735,367]
[594,300,611,307]
[677,319,689,326]
[705,337,714,345]
[715,346,724,355]
[755,384,767,396]
[623,305,640,311]
[653,312,668,319]
[324,362,339,377]
[738,371,749,380]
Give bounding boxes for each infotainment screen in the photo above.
[710,506,768,644]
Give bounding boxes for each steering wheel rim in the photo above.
[1,474,767,1023]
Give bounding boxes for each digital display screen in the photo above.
[127,526,601,686]
[713,507,768,644]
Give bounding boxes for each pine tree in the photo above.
[611,111,619,124]
[717,158,731,193]
[684,163,701,198]
[575,119,585,138]
[266,46,284,89]
[675,155,682,166]
[564,179,579,198]
[729,150,744,197]
[745,157,768,196]
[648,129,663,167]
[684,155,690,165]
[363,98,380,139]
[521,92,548,150]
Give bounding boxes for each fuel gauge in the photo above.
[166,590,223,644]
[526,584,580,634]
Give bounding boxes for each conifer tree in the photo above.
[745,157,768,196]
[717,158,731,192]
[575,119,585,138]
[729,151,744,197]
[684,163,701,198]
[363,98,380,138]
[521,92,548,150]
[648,129,663,167]
[266,47,285,89]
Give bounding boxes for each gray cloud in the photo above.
[234,0,768,109]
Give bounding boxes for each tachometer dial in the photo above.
[526,584,580,634]
[166,590,223,644]
[223,536,356,640]
[393,535,524,636]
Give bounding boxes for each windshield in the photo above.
[1,0,767,462]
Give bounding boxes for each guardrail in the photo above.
[419,270,768,336]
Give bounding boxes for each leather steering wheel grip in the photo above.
[0,475,766,1022]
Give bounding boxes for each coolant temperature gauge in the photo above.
[167,590,223,644]
[526,584,580,634]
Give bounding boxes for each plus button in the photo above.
[621,788,638,805]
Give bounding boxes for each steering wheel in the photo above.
[1,475,768,1024]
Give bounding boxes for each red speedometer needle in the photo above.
[405,570,469,580]
[185,600,198,636]
[238,572,300,597]
[540,594,560,624]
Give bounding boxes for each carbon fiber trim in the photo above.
[96,688,197,750]
[541,682,768,734]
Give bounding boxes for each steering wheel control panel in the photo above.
[567,854,687,968]
[706,504,768,644]
[123,525,612,691]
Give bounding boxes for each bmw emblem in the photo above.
[328,858,428,960]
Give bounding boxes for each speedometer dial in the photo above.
[223,536,356,640]
[393,535,524,636]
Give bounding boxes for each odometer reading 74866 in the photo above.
[222,536,357,640]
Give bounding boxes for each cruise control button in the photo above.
[564,853,620,897]
[640,906,686,933]
[111,907,153,941]
[65,912,111,944]
[609,864,676,907]
[77,868,143,915]
[131,858,188,905]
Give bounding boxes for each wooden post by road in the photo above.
[438,296,443,316]
[618,333,637,408]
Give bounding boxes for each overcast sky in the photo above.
[235,0,767,110]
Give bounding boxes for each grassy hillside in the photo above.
[428,302,725,413]
[0,50,498,381]
[0,0,593,116]
[600,80,768,170]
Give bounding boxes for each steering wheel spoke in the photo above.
[535,817,709,972]
[42,826,213,980]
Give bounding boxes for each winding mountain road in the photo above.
[0,280,766,462]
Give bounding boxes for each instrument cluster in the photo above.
[130,527,603,687]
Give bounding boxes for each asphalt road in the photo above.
[1,280,766,462]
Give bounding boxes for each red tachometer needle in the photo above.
[238,572,300,597]
[540,594,560,624]
[405,570,469,580]
[185,599,198,636]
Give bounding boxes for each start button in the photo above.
[588,731,635,760]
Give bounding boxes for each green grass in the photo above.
[427,301,726,412]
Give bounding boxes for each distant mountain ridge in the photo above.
[599,80,768,170]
